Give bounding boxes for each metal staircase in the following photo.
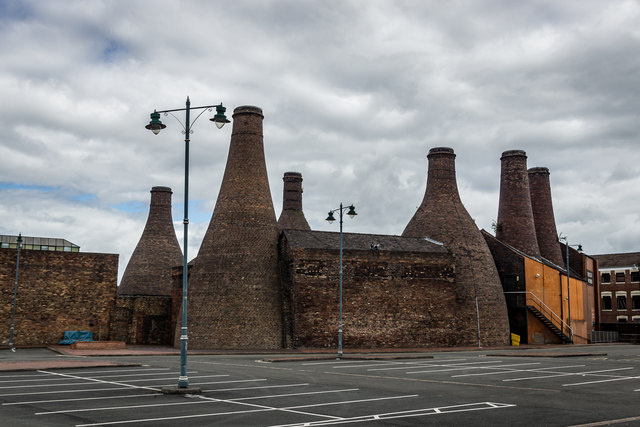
[504,291,573,344]
[526,305,572,343]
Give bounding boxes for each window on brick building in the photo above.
[632,292,640,310]
[601,273,611,283]
[632,271,640,283]
[602,293,612,311]
[616,272,626,283]
[633,316,640,323]
[617,316,628,323]
[617,292,627,310]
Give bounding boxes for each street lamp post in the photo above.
[146,97,229,389]
[326,203,357,359]
[8,233,22,351]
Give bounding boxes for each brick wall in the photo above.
[280,239,458,349]
[0,248,118,346]
[110,295,172,345]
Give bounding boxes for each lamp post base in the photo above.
[161,386,202,395]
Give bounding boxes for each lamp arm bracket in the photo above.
[163,111,187,133]
[189,107,214,131]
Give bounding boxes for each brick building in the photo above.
[485,151,596,344]
[280,230,457,349]
[592,253,640,337]
[0,236,117,346]
[3,106,605,350]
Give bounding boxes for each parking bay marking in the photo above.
[269,401,516,427]
[451,364,586,378]
[75,394,420,426]
[35,388,362,416]
[502,367,635,382]
[5,383,313,406]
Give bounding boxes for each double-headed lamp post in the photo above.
[326,203,357,359]
[559,234,582,343]
[146,97,229,389]
[8,233,22,351]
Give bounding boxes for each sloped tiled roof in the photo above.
[282,229,449,254]
[592,252,640,269]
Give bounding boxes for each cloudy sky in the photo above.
[1,0,639,282]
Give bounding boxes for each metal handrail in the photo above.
[504,291,573,339]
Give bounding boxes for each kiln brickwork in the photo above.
[186,105,283,349]
[277,172,311,231]
[402,147,510,346]
[496,150,541,257]
[528,167,564,266]
[119,186,183,296]
[280,230,457,348]
[109,295,172,345]
[0,249,118,346]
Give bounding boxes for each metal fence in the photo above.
[591,330,619,343]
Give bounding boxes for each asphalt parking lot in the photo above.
[1,344,640,426]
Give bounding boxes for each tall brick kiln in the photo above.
[119,186,183,296]
[277,172,311,230]
[528,167,564,266]
[495,150,541,257]
[186,106,282,349]
[402,147,510,346]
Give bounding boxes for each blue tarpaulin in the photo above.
[58,331,94,345]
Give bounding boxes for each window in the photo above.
[632,271,640,283]
[617,316,628,323]
[617,292,627,310]
[633,316,640,323]
[632,292,640,310]
[601,273,611,283]
[616,272,626,283]
[602,292,612,311]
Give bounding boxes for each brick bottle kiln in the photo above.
[185,106,283,349]
[119,186,183,296]
[402,147,510,346]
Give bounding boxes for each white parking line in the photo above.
[451,364,589,378]
[35,388,361,415]
[302,360,379,366]
[203,383,310,393]
[268,401,516,426]
[3,393,158,406]
[367,359,469,371]
[332,362,415,369]
[0,373,228,389]
[503,367,634,382]
[407,360,505,374]
[563,375,640,387]
[0,386,157,397]
[0,371,201,384]
[5,383,312,406]
[74,393,420,426]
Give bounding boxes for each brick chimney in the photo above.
[186,105,282,349]
[528,167,564,266]
[277,172,311,231]
[495,150,541,257]
[403,147,510,346]
[119,186,182,296]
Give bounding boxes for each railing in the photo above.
[591,331,618,343]
[504,291,573,341]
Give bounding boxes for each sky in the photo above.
[1,0,639,283]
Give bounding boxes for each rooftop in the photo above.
[0,234,80,252]
[282,229,449,254]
